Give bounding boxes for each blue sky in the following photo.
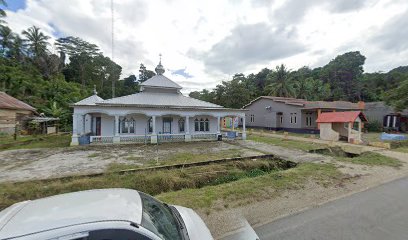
[5,0,25,12]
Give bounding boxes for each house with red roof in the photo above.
[0,92,36,134]
[316,111,368,143]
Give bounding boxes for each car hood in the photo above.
[172,205,213,240]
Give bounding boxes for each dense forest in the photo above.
[0,1,407,131]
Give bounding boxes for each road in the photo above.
[222,177,408,240]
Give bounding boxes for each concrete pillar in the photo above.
[358,120,362,143]
[185,116,191,142]
[113,115,120,143]
[82,114,86,134]
[70,114,79,146]
[151,116,158,144]
[217,116,221,134]
[317,109,321,129]
[242,115,247,140]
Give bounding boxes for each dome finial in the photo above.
[155,53,165,75]
[93,85,98,95]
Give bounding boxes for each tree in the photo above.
[0,0,7,26]
[138,63,155,82]
[384,78,408,111]
[55,36,100,57]
[265,64,295,97]
[319,51,366,101]
[9,34,25,61]
[22,26,50,57]
[0,25,12,55]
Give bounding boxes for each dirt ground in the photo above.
[0,141,262,183]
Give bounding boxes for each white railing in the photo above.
[158,133,185,143]
[120,135,149,143]
[191,133,218,140]
[90,136,114,144]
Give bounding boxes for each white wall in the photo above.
[101,115,114,136]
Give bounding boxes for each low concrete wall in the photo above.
[319,123,339,141]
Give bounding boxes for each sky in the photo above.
[4,0,408,93]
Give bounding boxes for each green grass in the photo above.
[0,134,71,150]
[393,147,408,153]
[0,158,292,210]
[248,134,326,151]
[88,153,100,158]
[157,162,343,209]
[335,152,403,167]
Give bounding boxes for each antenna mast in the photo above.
[111,0,115,98]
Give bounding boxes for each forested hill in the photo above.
[189,51,408,111]
[1,0,407,131]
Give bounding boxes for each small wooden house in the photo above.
[0,92,36,134]
[316,111,368,144]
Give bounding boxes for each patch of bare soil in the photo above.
[0,141,259,183]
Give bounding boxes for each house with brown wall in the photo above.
[0,92,36,134]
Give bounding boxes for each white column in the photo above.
[242,115,247,140]
[217,116,221,134]
[113,115,120,143]
[70,114,79,146]
[358,121,362,143]
[185,116,191,142]
[82,114,86,134]
[151,115,158,144]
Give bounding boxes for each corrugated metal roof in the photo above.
[316,111,368,123]
[74,94,104,106]
[0,91,36,111]
[140,75,182,89]
[99,92,224,109]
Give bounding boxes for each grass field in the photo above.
[248,134,327,151]
[0,134,71,150]
[335,152,403,167]
[0,158,294,210]
[157,162,343,209]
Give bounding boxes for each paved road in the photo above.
[254,177,408,240]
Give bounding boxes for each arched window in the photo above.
[204,118,209,132]
[178,118,185,132]
[199,118,205,131]
[147,117,153,133]
[194,118,199,131]
[121,117,135,134]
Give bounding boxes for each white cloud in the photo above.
[4,0,408,93]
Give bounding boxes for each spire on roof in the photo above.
[155,53,165,75]
[93,85,98,95]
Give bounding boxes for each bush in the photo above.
[365,120,382,132]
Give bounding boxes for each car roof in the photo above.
[0,189,143,239]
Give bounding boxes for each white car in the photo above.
[0,189,213,240]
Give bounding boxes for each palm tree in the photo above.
[0,0,7,26]
[22,25,50,57]
[0,25,12,49]
[10,34,25,61]
[265,64,295,97]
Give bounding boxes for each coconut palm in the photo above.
[22,25,50,57]
[0,0,7,28]
[10,34,25,61]
[265,64,295,97]
[0,25,12,50]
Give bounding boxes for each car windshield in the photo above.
[139,192,183,240]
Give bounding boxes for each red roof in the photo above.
[0,91,36,111]
[316,111,368,123]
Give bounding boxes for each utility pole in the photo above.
[111,0,115,98]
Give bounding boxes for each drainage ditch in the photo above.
[309,146,360,158]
